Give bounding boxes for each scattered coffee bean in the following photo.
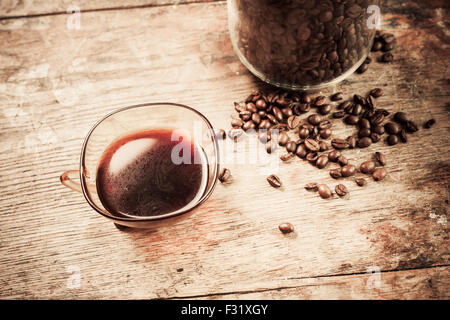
[318,104,332,115]
[332,139,350,150]
[381,52,394,62]
[331,92,344,101]
[385,122,400,135]
[308,114,322,126]
[372,40,383,52]
[405,120,419,133]
[386,134,399,146]
[267,114,278,125]
[239,110,252,121]
[218,168,231,183]
[259,119,272,130]
[287,115,301,130]
[424,119,436,129]
[251,113,261,125]
[305,138,320,152]
[330,168,342,179]
[372,168,387,181]
[316,155,329,169]
[214,129,226,140]
[337,155,348,167]
[347,136,358,148]
[358,128,371,138]
[354,94,366,106]
[267,174,282,188]
[341,164,356,177]
[369,88,384,98]
[335,184,349,197]
[278,131,289,146]
[246,102,257,113]
[355,178,367,187]
[280,153,295,162]
[318,184,332,199]
[255,99,267,110]
[314,96,326,107]
[304,182,318,191]
[393,112,408,123]
[370,133,381,143]
[228,128,244,141]
[359,118,371,129]
[234,102,246,113]
[286,141,297,153]
[231,118,244,128]
[306,152,319,164]
[278,222,294,234]
[320,128,332,139]
[295,144,307,158]
[399,129,408,143]
[339,101,352,110]
[319,141,329,152]
[374,152,387,166]
[243,120,256,131]
[345,115,360,125]
[358,137,372,148]
[357,62,369,74]
[372,124,385,135]
[360,161,376,174]
[333,111,346,118]
[328,150,341,162]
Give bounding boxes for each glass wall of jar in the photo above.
[227,0,381,90]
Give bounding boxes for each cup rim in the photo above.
[79,102,220,222]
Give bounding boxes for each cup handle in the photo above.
[60,170,82,193]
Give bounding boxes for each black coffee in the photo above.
[96,129,207,217]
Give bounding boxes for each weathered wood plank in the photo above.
[0,1,449,299]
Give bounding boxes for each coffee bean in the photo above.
[354,94,366,106]
[319,141,329,152]
[366,95,375,110]
[228,128,244,141]
[360,161,376,174]
[278,131,289,146]
[381,52,394,62]
[295,144,307,158]
[267,174,282,188]
[255,99,267,110]
[357,62,369,74]
[333,111,346,119]
[299,103,311,113]
[399,129,408,143]
[358,128,371,138]
[251,113,261,125]
[359,118,371,129]
[358,137,372,148]
[314,96,326,107]
[246,102,257,113]
[345,115,360,125]
[335,184,349,197]
[280,153,295,162]
[258,110,267,118]
[330,168,342,179]
[316,155,329,169]
[372,124,385,135]
[308,114,322,126]
[369,88,384,98]
[231,118,244,128]
[243,120,256,131]
[234,102,246,113]
[337,155,348,167]
[299,127,310,139]
[331,93,344,101]
[383,42,395,52]
[259,119,272,130]
[214,129,226,140]
[287,115,301,130]
[304,182,318,191]
[372,168,387,181]
[318,104,332,115]
[385,122,400,134]
[332,139,350,150]
[339,101,352,110]
[328,150,341,162]
[272,106,284,122]
[267,114,278,125]
[239,110,252,121]
[370,133,381,143]
[341,164,356,177]
[374,152,387,166]
[405,120,419,133]
[282,107,293,118]
[347,136,357,149]
[369,113,385,126]
[320,128,332,139]
[351,104,363,116]
[393,112,408,123]
[317,184,332,199]
[424,119,436,129]
[286,141,297,153]
[306,152,319,164]
[278,222,294,234]
[386,134,399,146]
[382,33,395,44]
[355,178,367,187]
[319,120,332,130]
[218,168,231,183]
[305,138,320,152]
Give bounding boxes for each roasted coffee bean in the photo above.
[381,52,394,62]
[372,124,385,135]
[231,118,244,128]
[319,141,329,152]
[333,111,346,119]
[305,138,320,152]
[259,119,272,130]
[382,33,395,44]
[342,164,356,178]
[339,101,352,110]
[320,129,332,139]
[383,42,395,52]
[243,120,256,131]
[335,184,348,197]
[369,88,384,98]
[393,112,408,123]
[228,128,244,141]
[366,95,375,110]
[282,107,293,118]
[332,139,350,150]
[272,123,288,132]
[318,104,332,115]
[286,141,297,153]
[358,128,371,138]
[386,134,399,146]
[299,103,311,113]
[330,168,342,179]
[272,106,284,122]
[358,137,372,148]
[246,102,257,113]
[369,113,385,126]
[354,94,366,106]
[424,119,436,129]
[359,118,371,129]
[218,168,231,183]
[277,131,289,146]
[405,120,419,133]
[295,144,307,158]
[278,222,294,234]
[258,110,267,118]
[337,155,348,167]
[345,115,360,125]
[287,115,301,130]
[308,114,322,126]
[234,102,246,113]
[316,155,329,169]
[267,174,282,188]
[355,178,367,187]
[314,96,326,107]
[372,40,383,52]
[251,112,261,125]
[385,122,400,135]
[306,152,319,164]
[370,133,381,143]
[239,110,252,121]
[304,182,318,191]
[301,95,312,104]
[255,99,267,110]
[267,114,278,125]
[351,104,363,116]
[318,184,332,199]
[344,103,354,114]
[360,161,376,174]
[372,168,387,181]
[328,150,341,162]
[214,129,226,140]
[347,136,357,149]
[374,152,387,166]
[280,153,295,162]
[399,129,408,143]
[319,120,332,130]
[298,127,310,139]
[331,93,343,101]
[357,62,369,74]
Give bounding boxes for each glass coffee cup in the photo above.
[60,103,220,229]
[227,0,380,90]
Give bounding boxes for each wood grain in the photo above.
[0,0,449,299]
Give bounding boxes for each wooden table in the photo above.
[0,0,449,299]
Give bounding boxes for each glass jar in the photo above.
[227,0,380,90]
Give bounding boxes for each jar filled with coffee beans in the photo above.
[227,0,380,90]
